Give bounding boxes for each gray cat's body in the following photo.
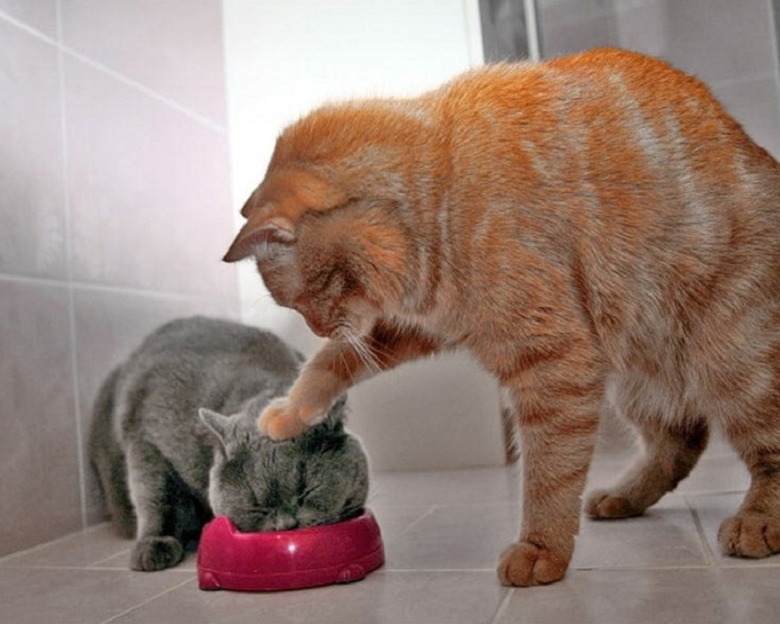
[89,316,369,571]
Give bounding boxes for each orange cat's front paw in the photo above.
[718,512,780,558]
[257,397,313,440]
[497,541,571,587]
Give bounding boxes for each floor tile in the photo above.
[109,571,507,624]
[91,549,199,573]
[495,567,780,624]
[574,496,707,569]
[0,524,128,569]
[370,504,435,544]
[4,456,777,624]
[687,492,780,569]
[0,523,202,574]
[385,503,519,571]
[0,567,193,624]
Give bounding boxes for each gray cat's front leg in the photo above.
[125,440,184,571]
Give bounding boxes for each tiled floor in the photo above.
[2,436,779,624]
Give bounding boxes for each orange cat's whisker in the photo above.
[344,329,382,377]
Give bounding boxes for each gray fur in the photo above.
[88,316,369,571]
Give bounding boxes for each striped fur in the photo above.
[224,49,780,586]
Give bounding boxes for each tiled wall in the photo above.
[537,0,780,159]
[0,1,239,557]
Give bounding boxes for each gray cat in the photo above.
[88,316,369,571]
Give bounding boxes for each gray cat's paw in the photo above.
[130,536,184,571]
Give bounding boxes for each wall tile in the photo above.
[535,0,780,165]
[347,352,505,471]
[713,77,780,161]
[0,280,81,556]
[61,0,227,125]
[540,12,615,57]
[541,0,776,82]
[0,0,57,39]
[539,0,618,57]
[0,19,67,279]
[613,0,671,58]
[0,1,238,556]
[660,0,776,84]
[64,57,237,297]
[73,287,239,524]
[613,0,776,82]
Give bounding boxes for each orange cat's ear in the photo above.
[222,210,295,262]
[224,169,348,262]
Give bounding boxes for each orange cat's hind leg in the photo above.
[585,416,709,520]
[718,416,780,558]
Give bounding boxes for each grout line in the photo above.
[0,7,225,135]
[379,561,780,573]
[2,564,196,574]
[0,8,58,45]
[0,273,72,289]
[0,271,238,303]
[490,589,514,624]
[686,495,718,568]
[398,506,439,536]
[0,522,109,564]
[60,45,227,135]
[87,549,132,568]
[571,563,730,572]
[55,0,89,532]
[98,576,196,624]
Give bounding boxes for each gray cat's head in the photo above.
[198,396,369,532]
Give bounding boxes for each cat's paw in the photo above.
[497,541,570,587]
[718,512,780,558]
[258,397,317,440]
[584,488,644,519]
[130,536,184,571]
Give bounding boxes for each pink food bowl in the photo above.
[197,510,384,592]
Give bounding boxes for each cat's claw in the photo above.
[258,397,315,440]
[497,541,570,587]
[718,512,780,558]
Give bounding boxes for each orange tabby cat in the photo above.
[223,48,780,586]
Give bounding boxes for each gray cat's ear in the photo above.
[323,394,348,430]
[199,408,231,448]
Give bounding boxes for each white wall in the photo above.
[222,0,506,471]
